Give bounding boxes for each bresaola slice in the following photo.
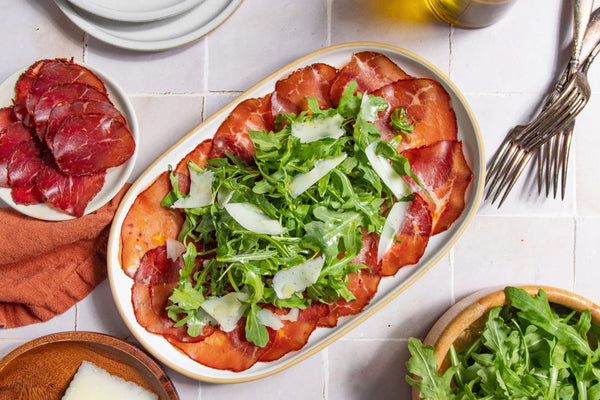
[7,140,44,204]
[48,113,135,176]
[33,82,111,141]
[0,107,18,128]
[0,122,35,187]
[46,99,125,141]
[25,59,107,121]
[13,59,48,125]
[36,153,106,217]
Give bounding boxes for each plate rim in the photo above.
[0,61,138,221]
[54,0,244,52]
[107,41,485,383]
[66,0,205,23]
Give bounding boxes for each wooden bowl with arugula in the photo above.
[407,286,600,399]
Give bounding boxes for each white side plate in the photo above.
[107,42,485,383]
[0,63,138,221]
[66,0,205,23]
[54,0,242,52]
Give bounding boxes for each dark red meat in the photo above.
[46,99,125,143]
[13,60,48,125]
[49,113,135,176]
[0,122,35,187]
[25,60,107,121]
[33,82,111,140]
[7,140,44,205]
[35,154,106,217]
[0,107,18,129]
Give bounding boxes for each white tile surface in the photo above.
[2,0,600,399]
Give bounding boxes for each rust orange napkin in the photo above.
[0,184,130,329]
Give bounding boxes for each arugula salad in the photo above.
[159,81,424,347]
[407,287,600,399]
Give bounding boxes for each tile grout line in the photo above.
[326,0,333,46]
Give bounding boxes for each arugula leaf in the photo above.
[406,337,457,400]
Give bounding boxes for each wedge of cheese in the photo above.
[62,361,158,400]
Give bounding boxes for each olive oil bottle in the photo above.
[426,0,518,28]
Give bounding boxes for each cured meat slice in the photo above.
[402,140,473,235]
[134,246,181,285]
[25,59,107,120]
[271,63,338,116]
[209,94,273,163]
[330,51,412,106]
[166,319,274,372]
[0,107,18,129]
[379,194,433,276]
[13,60,48,124]
[132,245,214,343]
[0,122,35,187]
[35,154,106,217]
[175,139,214,194]
[259,303,329,362]
[49,113,135,176]
[317,269,381,327]
[46,99,125,142]
[121,172,185,278]
[33,82,111,140]
[373,78,458,152]
[7,140,44,205]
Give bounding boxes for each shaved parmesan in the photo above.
[288,153,347,198]
[291,114,345,143]
[224,202,287,235]
[172,168,214,209]
[166,239,186,261]
[201,292,249,332]
[365,142,410,200]
[359,94,383,123]
[272,257,324,299]
[377,201,410,262]
[257,307,300,330]
[61,361,157,400]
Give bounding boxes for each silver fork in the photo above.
[485,71,592,207]
[541,39,600,199]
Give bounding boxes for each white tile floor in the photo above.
[1,1,599,399]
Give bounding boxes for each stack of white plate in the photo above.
[54,0,242,51]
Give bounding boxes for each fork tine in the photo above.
[551,133,563,198]
[485,140,520,200]
[490,147,532,206]
[559,123,575,200]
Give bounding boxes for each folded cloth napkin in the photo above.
[0,184,130,329]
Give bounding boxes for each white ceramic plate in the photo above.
[0,62,138,221]
[66,0,205,23]
[54,0,242,52]
[107,42,485,383]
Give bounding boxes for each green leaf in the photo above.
[406,337,456,400]
[245,304,269,347]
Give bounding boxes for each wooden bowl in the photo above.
[411,285,600,400]
[0,331,178,400]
